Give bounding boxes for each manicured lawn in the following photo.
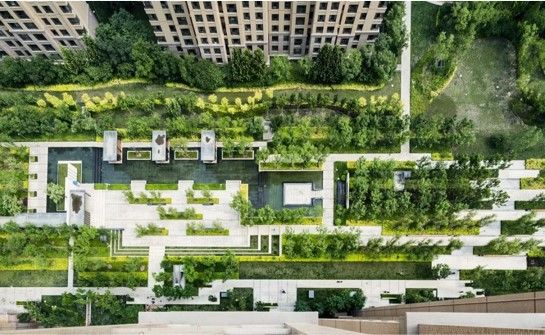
[422,39,545,159]
[0,270,67,287]
[239,261,433,280]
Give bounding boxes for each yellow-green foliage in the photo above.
[82,91,123,113]
[431,152,454,161]
[520,177,545,189]
[43,93,68,109]
[526,159,545,170]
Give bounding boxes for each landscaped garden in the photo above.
[0,145,29,217]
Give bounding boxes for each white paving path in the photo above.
[400,0,411,154]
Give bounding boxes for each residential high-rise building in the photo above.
[0,1,97,58]
[143,1,388,64]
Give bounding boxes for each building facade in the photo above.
[0,1,97,58]
[143,0,387,64]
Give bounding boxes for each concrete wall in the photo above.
[138,311,318,326]
[406,313,545,335]
[319,319,400,334]
[418,324,545,335]
[361,291,545,317]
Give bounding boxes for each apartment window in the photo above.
[315,37,322,43]
[206,14,214,22]
[294,38,302,46]
[143,1,152,9]
[210,27,217,33]
[228,16,238,24]
[51,29,58,36]
[363,1,370,8]
[5,40,14,47]
[15,50,24,56]
[316,26,323,33]
[284,25,290,32]
[296,17,305,25]
[52,18,61,25]
[165,13,172,20]
[216,58,222,63]
[195,15,203,22]
[294,28,304,35]
[76,28,86,36]
[43,44,55,51]
[68,17,80,25]
[201,38,208,43]
[294,48,302,55]
[176,46,182,52]
[271,36,278,42]
[256,24,263,31]
[60,29,69,36]
[8,22,21,30]
[327,26,334,33]
[148,14,157,20]
[313,47,319,52]
[169,25,176,32]
[242,1,249,8]
[203,48,210,54]
[379,1,386,8]
[232,38,240,44]
[332,2,340,10]
[283,36,289,42]
[181,28,191,36]
[60,4,71,13]
[0,11,12,19]
[156,37,166,42]
[284,14,291,21]
[32,5,41,13]
[177,17,187,25]
[371,24,380,30]
[243,13,250,20]
[283,45,289,51]
[227,4,236,12]
[343,28,351,34]
[272,45,278,51]
[214,48,220,54]
[329,15,336,22]
[368,34,377,41]
[198,26,205,33]
[357,24,363,30]
[230,28,239,35]
[5,1,17,7]
[255,1,262,8]
[340,38,349,45]
[257,35,263,41]
[318,15,325,22]
[346,17,355,24]
[375,13,384,19]
[43,5,53,13]
[256,12,263,20]
[271,2,279,9]
[203,2,213,9]
[319,3,327,10]
[348,4,358,13]
[191,2,200,10]
[68,40,76,46]
[174,4,184,13]
[173,36,179,42]
[360,13,367,20]
[296,5,306,14]
[212,37,219,43]
[184,38,193,45]
[18,33,30,41]
[272,14,279,21]
[14,10,28,19]
[272,25,278,32]
[153,25,161,32]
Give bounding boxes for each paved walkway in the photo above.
[400,0,411,154]
[148,246,165,288]
[27,145,49,213]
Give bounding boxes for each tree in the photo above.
[380,2,407,57]
[310,44,344,84]
[47,183,65,206]
[432,264,451,279]
[359,42,397,85]
[268,56,292,83]
[404,289,437,304]
[228,48,267,84]
[190,59,224,91]
[342,49,362,82]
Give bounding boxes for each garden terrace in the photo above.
[158,288,254,312]
[165,235,279,257]
[335,156,507,234]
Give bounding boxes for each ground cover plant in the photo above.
[336,156,508,233]
[186,222,229,236]
[158,206,203,220]
[501,212,545,235]
[461,267,545,296]
[0,145,29,216]
[159,288,254,312]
